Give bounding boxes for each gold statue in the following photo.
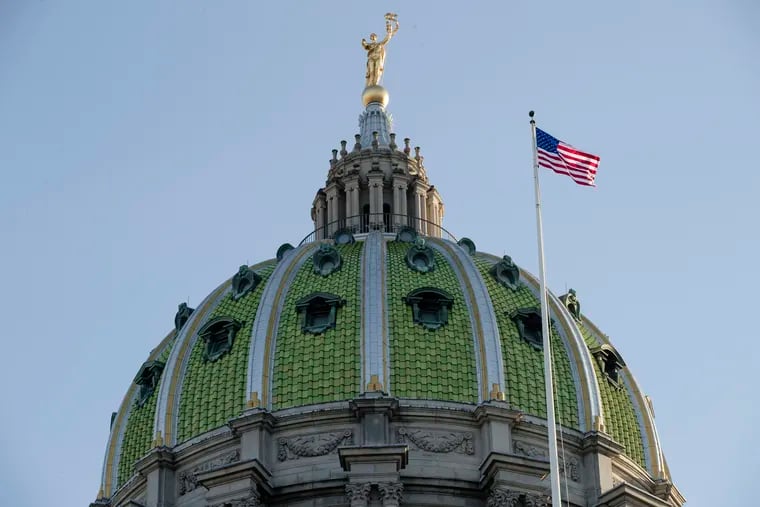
[361,13,399,88]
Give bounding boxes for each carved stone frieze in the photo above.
[488,488,548,507]
[277,430,353,461]
[512,440,580,481]
[513,440,544,458]
[396,427,474,455]
[378,482,403,506]
[177,449,240,495]
[487,488,520,507]
[209,487,262,507]
[345,483,372,506]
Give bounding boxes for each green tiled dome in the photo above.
[100,234,664,493]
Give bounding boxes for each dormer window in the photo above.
[133,360,165,406]
[404,287,454,330]
[198,317,242,362]
[510,307,545,350]
[295,292,345,334]
[592,344,626,385]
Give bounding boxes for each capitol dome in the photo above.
[92,29,683,507]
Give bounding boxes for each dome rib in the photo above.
[472,253,580,427]
[100,330,174,498]
[430,238,506,402]
[544,288,603,432]
[175,263,277,442]
[151,277,231,449]
[360,231,390,393]
[581,317,665,477]
[518,268,591,430]
[247,244,319,410]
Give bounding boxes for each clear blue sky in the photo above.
[0,2,757,505]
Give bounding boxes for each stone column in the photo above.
[344,176,360,232]
[392,177,408,230]
[313,193,327,240]
[325,183,339,237]
[413,182,428,235]
[345,483,372,507]
[378,482,404,507]
[134,447,176,507]
[368,170,384,231]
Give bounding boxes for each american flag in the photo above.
[536,128,600,187]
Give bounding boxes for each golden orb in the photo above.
[362,85,389,108]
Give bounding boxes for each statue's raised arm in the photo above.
[362,13,399,88]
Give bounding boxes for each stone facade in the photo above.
[94,397,683,507]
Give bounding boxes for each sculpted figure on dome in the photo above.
[174,302,194,332]
[362,13,399,87]
[565,288,581,321]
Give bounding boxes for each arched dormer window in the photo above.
[403,287,454,330]
[198,317,242,362]
[509,307,548,350]
[592,344,626,385]
[133,360,165,406]
[295,292,346,334]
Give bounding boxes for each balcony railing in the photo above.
[298,213,457,245]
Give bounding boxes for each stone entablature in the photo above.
[102,398,681,507]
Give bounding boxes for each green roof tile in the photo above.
[271,243,363,410]
[387,241,478,403]
[578,323,646,468]
[117,335,175,487]
[176,263,276,443]
[472,254,579,429]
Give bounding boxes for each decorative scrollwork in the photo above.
[345,483,372,504]
[512,440,580,481]
[178,449,240,495]
[488,488,548,507]
[397,427,474,454]
[209,487,262,507]
[277,430,353,461]
[378,482,403,505]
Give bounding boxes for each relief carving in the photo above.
[378,482,403,506]
[277,430,353,461]
[487,488,521,507]
[488,488,548,507]
[177,449,240,495]
[512,440,580,481]
[208,487,262,507]
[345,483,372,506]
[396,427,474,454]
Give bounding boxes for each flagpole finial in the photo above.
[529,110,535,124]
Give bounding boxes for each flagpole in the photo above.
[530,110,563,506]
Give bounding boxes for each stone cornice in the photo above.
[172,426,236,461]
[134,446,176,476]
[581,430,625,458]
[350,396,399,419]
[479,451,550,488]
[229,410,276,435]
[474,402,523,426]
[597,482,671,507]
[338,445,409,472]
[197,458,273,495]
